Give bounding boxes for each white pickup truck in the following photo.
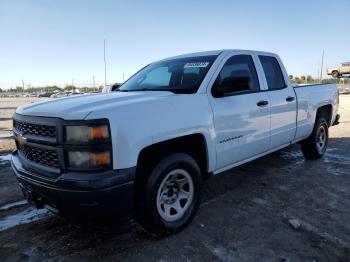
[11,50,340,235]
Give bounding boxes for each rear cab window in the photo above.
[259,56,286,90]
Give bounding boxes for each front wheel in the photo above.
[135,153,202,236]
[301,117,329,159]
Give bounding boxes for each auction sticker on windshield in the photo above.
[184,62,210,68]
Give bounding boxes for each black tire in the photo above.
[332,71,339,78]
[135,153,202,236]
[301,117,328,159]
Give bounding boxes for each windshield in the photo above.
[119,55,218,93]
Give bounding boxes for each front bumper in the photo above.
[11,151,135,222]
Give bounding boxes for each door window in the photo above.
[213,55,260,96]
[259,56,286,90]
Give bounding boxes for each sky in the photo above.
[0,0,349,89]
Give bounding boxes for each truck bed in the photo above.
[293,83,338,140]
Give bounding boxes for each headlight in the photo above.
[65,125,109,143]
[68,150,111,169]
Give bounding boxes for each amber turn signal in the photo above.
[90,151,111,166]
[89,126,109,140]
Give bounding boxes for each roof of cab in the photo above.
[157,49,277,62]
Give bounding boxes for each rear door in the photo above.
[258,55,297,150]
[209,52,271,171]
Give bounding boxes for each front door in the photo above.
[209,54,271,171]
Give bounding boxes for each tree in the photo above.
[15,86,24,93]
[64,85,76,91]
[307,75,314,82]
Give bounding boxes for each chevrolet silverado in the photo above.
[11,50,340,235]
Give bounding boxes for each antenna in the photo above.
[104,39,107,89]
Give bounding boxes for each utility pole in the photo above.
[21,79,25,90]
[93,75,96,91]
[123,73,125,82]
[319,50,324,82]
[104,39,107,89]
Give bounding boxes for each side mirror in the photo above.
[110,83,121,92]
[212,79,226,98]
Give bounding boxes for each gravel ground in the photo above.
[0,95,349,261]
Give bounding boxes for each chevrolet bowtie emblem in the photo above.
[17,133,27,145]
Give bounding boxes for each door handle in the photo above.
[286,96,295,102]
[257,100,269,107]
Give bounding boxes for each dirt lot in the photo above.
[0,96,350,261]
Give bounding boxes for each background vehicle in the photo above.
[327,62,350,78]
[50,92,71,98]
[11,50,339,235]
[37,92,54,98]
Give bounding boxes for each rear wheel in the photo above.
[135,153,202,236]
[332,71,339,78]
[301,117,328,159]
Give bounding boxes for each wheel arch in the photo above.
[134,133,210,201]
[316,104,333,126]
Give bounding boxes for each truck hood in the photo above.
[16,91,174,119]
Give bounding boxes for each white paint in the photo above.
[0,207,51,232]
[12,50,339,174]
[0,200,27,211]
